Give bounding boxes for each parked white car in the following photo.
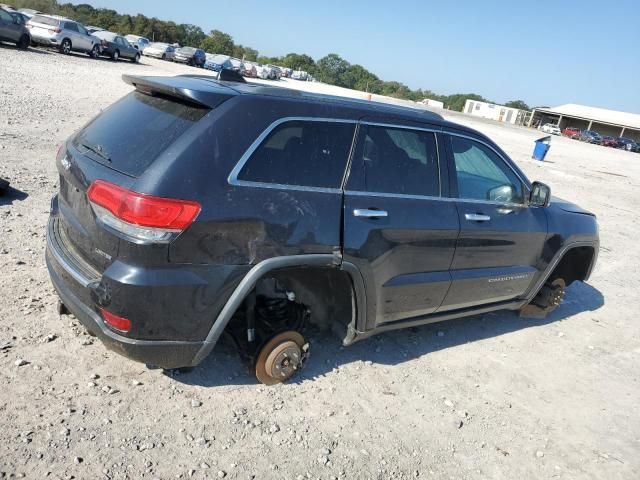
[541,123,561,135]
[291,70,308,81]
[254,64,271,79]
[142,42,175,60]
[124,34,149,51]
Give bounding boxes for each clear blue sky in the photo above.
[87,0,640,113]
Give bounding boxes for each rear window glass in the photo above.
[31,15,59,26]
[237,120,355,189]
[73,91,208,177]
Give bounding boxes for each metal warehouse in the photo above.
[529,104,640,141]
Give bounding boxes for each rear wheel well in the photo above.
[549,246,595,286]
[266,266,354,332]
[225,266,355,346]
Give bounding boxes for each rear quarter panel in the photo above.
[143,95,363,265]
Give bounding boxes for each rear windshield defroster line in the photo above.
[72,91,209,177]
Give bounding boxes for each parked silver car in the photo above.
[142,42,175,60]
[27,14,101,57]
[0,6,30,49]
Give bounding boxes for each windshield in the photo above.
[208,54,229,63]
[94,31,116,41]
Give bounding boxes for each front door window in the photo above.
[450,136,523,204]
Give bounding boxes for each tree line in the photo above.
[8,0,531,111]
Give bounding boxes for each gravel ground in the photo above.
[1,43,639,480]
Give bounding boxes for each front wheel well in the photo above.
[549,246,595,286]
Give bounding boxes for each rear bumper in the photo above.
[45,196,250,368]
[47,253,203,368]
[30,34,59,45]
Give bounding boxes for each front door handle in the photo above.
[353,209,388,218]
[465,213,491,222]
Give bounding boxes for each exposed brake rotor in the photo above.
[255,331,308,385]
[520,278,566,318]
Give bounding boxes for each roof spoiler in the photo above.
[122,74,236,108]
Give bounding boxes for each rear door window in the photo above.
[64,22,78,32]
[236,120,356,189]
[73,91,209,177]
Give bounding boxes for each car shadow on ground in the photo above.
[172,281,604,388]
[0,43,50,54]
[0,185,28,205]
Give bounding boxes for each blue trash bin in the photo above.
[533,136,551,161]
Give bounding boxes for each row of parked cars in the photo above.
[137,40,314,82]
[1,4,318,86]
[0,5,145,62]
[540,123,640,152]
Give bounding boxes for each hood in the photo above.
[551,197,595,216]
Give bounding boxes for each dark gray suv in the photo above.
[46,75,599,385]
[0,7,30,49]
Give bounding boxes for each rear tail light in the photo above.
[100,308,131,333]
[87,180,201,243]
[56,144,65,161]
[48,27,61,33]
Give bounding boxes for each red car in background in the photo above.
[562,127,582,139]
[601,136,619,147]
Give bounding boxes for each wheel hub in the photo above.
[255,331,308,385]
[265,341,301,379]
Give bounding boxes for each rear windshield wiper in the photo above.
[79,140,111,162]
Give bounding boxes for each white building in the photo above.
[464,99,530,125]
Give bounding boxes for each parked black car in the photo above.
[173,46,206,67]
[46,75,599,384]
[579,130,602,144]
[0,6,30,49]
[616,137,640,152]
[93,30,139,62]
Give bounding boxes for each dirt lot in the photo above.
[1,43,639,480]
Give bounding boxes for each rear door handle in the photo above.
[353,209,388,218]
[465,213,491,222]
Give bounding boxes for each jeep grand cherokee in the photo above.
[46,75,599,384]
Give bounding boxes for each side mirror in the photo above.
[529,181,551,207]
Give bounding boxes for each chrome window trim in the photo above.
[361,121,440,134]
[339,122,361,190]
[227,116,532,206]
[344,189,525,207]
[227,116,358,192]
